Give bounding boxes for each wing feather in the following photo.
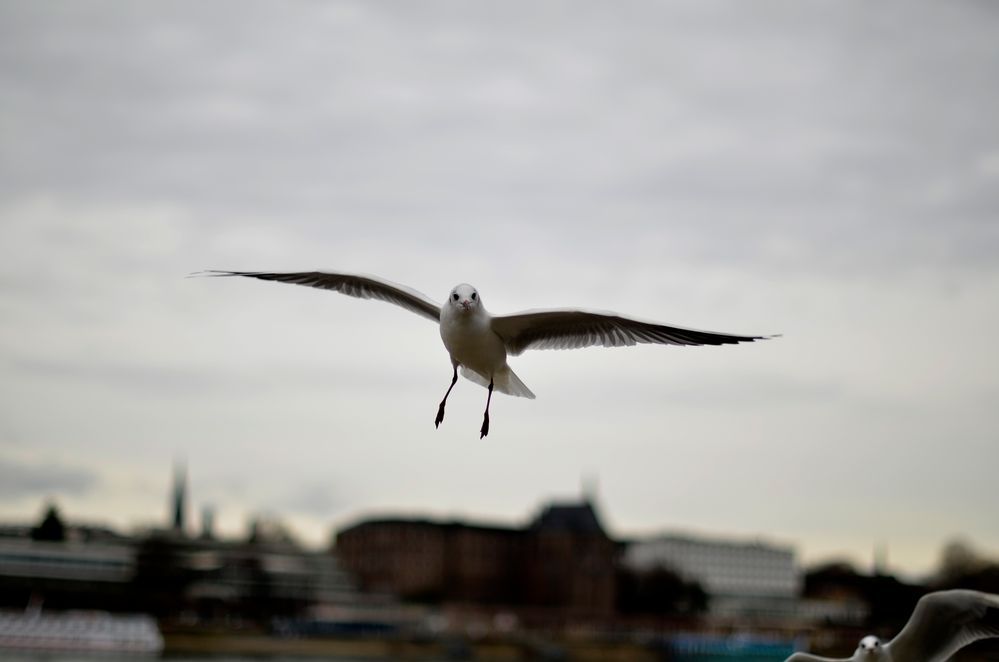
[195,270,441,322]
[783,654,848,662]
[491,308,774,356]
[886,590,999,662]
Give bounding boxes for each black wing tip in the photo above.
[711,333,780,346]
[187,270,274,279]
[741,333,782,343]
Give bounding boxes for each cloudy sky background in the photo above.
[1,1,997,577]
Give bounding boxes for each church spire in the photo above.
[171,460,187,534]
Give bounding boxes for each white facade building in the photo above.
[0,538,136,584]
[624,533,801,621]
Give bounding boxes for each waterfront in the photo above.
[2,655,790,662]
[0,627,798,662]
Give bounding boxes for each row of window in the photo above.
[0,552,132,570]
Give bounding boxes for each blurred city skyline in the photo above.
[2,1,998,577]
[2,459,992,585]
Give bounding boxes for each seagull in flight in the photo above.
[198,270,775,438]
[785,590,999,662]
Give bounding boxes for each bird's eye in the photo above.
[471,292,477,300]
[452,293,459,301]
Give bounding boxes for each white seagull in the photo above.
[786,590,999,662]
[199,270,775,437]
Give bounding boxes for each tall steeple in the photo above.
[581,474,599,505]
[170,461,188,535]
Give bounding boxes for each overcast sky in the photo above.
[1,1,997,578]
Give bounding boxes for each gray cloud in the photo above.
[4,353,430,398]
[0,458,97,499]
[276,482,344,520]
[2,2,996,273]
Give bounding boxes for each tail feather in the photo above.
[460,366,536,399]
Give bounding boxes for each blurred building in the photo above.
[624,533,801,621]
[154,532,363,622]
[333,519,520,604]
[523,500,618,613]
[335,499,617,617]
[0,523,138,611]
[0,467,369,624]
[2,467,857,633]
[131,470,375,622]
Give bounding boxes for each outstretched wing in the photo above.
[196,270,441,323]
[784,653,850,662]
[491,308,774,356]
[887,590,999,662]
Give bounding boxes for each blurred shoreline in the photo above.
[163,629,678,661]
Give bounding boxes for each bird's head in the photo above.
[856,636,885,659]
[448,284,481,314]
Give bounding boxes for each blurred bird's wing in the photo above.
[784,653,852,662]
[886,590,999,662]
[491,308,774,356]
[196,270,441,322]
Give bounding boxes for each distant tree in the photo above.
[803,561,865,598]
[248,515,299,547]
[617,564,708,616]
[936,539,985,583]
[31,504,66,542]
[131,534,195,617]
[864,573,923,631]
[803,561,924,631]
[933,539,999,593]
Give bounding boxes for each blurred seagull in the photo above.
[197,270,775,438]
[786,590,999,662]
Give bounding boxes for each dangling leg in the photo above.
[435,362,459,429]
[479,378,494,439]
